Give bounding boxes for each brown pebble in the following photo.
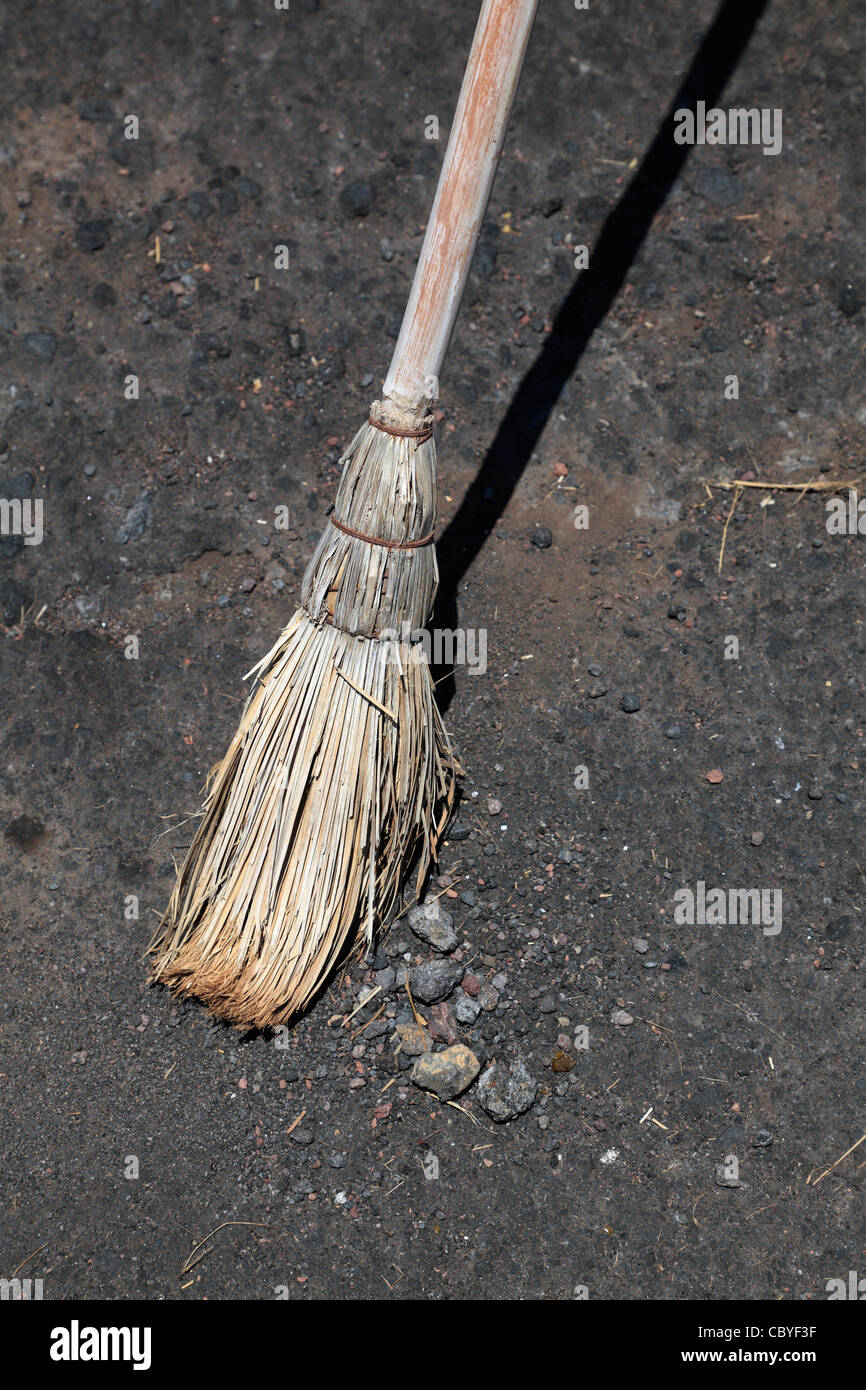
[428,1002,460,1045]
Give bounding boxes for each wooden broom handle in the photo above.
[382,0,538,416]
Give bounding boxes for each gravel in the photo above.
[475,1058,537,1122]
[411,1045,480,1100]
[339,179,374,217]
[408,959,464,1004]
[406,898,458,953]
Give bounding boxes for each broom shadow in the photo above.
[429,0,771,708]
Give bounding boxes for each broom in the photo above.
[149,0,539,1028]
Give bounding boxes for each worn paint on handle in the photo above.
[383,0,539,416]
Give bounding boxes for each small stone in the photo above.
[186,190,213,220]
[339,179,374,217]
[410,1044,480,1100]
[115,492,153,544]
[374,967,396,990]
[406,898,458,953]
[447,821,471,842]
[461,974,481,997]
[665,724,683,739]
[487,797,502,815]
[807,783,824,801]
[394,1021,430,1057]
[477,983,499,1012]
[705,768,723,784]
[290,1127,315,1145]
[21,332,56,364]
[74,593,103,619]
[633,937,650,953]
[750,831,765,846]
[552,1048,574,1073]
[539,994,556,1014]
[531,527,552,549]
[752,1128,773,1148]
[363,1019,390,1041]
[621,692,641,713]
[408,958,463,1004]
[611,1009,634,1026]
[454,992,480,1026]
[838,282,860,317]
[428,1002,460,1044]
[75,218,112,253]
[476,1057,537,1122]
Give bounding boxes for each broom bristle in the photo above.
[149,402,458,1027]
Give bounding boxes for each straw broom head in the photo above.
[149,401,457,1028]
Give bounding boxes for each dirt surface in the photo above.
[1,0,864,1301]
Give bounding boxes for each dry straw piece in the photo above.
[149,0,539,1026]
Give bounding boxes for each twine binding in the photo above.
[329,514,434,550]
[368,415,434,442]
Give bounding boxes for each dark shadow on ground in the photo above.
[430,0,771,710]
